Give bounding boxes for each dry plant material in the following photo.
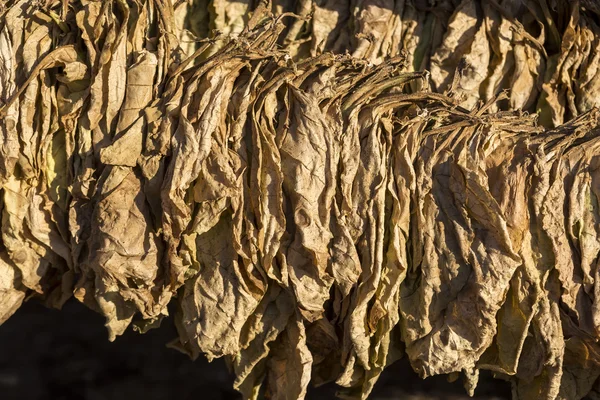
[1,1,600,399]
[174,0,600,127]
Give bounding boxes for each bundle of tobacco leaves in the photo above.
[173,0,600,127]
[1,1,600,399]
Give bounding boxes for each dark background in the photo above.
[0,299,511,400]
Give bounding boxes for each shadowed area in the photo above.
[0,300,510,400]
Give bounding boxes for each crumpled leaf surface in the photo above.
[2,1,600,400]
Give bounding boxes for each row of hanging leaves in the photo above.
[1,1,600,399]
